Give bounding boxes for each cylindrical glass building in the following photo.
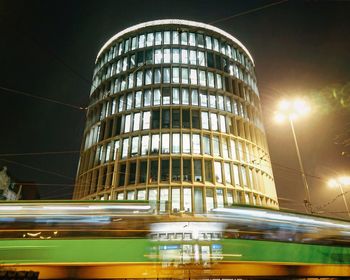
[73,19,279,212]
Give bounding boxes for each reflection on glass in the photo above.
[172,188,180,212]
[214,161,222,183]
[183,134,191,154]
[151,134,159,154]
[160,188,169,212]
[161,133,170,154]
[184,188,192,212]
[206,188,214,211]
[172,133,180,154]
[141,135,149,155]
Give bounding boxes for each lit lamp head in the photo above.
[274,98,310,123]
[328,177,350,188]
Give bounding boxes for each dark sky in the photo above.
[0,0,349,217]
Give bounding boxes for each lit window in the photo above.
[181,32,188,45]
[192,134,201,154]
[131,37,137,50]
[198,51,205,66]
[218,95,224,110]
[122,138,129,158]
[194,160,202,182]
[122,57,128,71]
[153,89,161,105]
[205,36,212,49]
[144,90,151,106]
[224,162,232,184]
[137,189,146,200]
[145,69,152,85]
[189,50,197,65]
[172,88,180,104]
[135,91,142,108]
[148,188,158,204]
[143,111,151,129]
[214,162,222,183]
[172,31,179,44]
[213,136,220,156]
[216,189,224,207]
[183,134,191,153]
[155,49,162,64]
[189,32,196,46]
[182,88,189,104]
[190,69,197,85]
[206,188,214,211]
[172,67,179,83]
[146,33,154,47]
[233,164,240,187]
[172,188,180,212]
[213,38,219,51]
[172,133,180,153]
[200,91,207,107]
[209,94,216,108]
[141,135,149,155]
[181,68,189,84]
[133,112,140,131]
[219,115,226,133]
[208,72,215,88]
[151,134,159,154]
[181,49,188,63]
[136,71,143,87]
[227,191,233,206]
[163,68,170,83]
[184,188,192,212]
[155,32,162,45]
[160,188,169,212]
[203,135,211,155]
[216,74,223,89]
[201,112,209,130]
[138,34,145,48]
[241,166,248,187]
[172,48,180,63]
[124,114,131,133]
[210,113,218,131]
[128,73,134,89]
[130,54,135,69]
[164,48,171,63]
[161,133,170,154]
[161,159,169,181]
[191,89,199,105]
[199,70,206,86]
[131,136,139,156]
[154,68,161,84]
[164,31,171,44]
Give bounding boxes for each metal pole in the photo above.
[339,184,350,218]
[289,118,312,213]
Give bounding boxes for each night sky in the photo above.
[0,0,349,217]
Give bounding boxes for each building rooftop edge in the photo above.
[96,19,255,65]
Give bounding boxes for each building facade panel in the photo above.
[74,20,278,211]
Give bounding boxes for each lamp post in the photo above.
[328,177,350,218]
[275,99,312,213]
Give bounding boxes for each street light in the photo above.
[328,176,350,218]
[274,98,312,213]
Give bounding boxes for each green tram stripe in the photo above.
[0,238,350,265]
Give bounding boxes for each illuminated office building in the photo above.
[74,19,278,212]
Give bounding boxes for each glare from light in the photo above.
[278,100,290,110]
[274,112,286,123]
[275,98,310,123]
[339,176,350,186]
[328,179,338,188]
[293,99,310,116]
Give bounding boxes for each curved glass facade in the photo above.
[74,20,278,212]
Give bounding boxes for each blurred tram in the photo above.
[1,201,350,278]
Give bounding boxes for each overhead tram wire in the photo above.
[0,150,80,157]
[0,158,74,180]
[0,85,86,111]
[208,0,289,25]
